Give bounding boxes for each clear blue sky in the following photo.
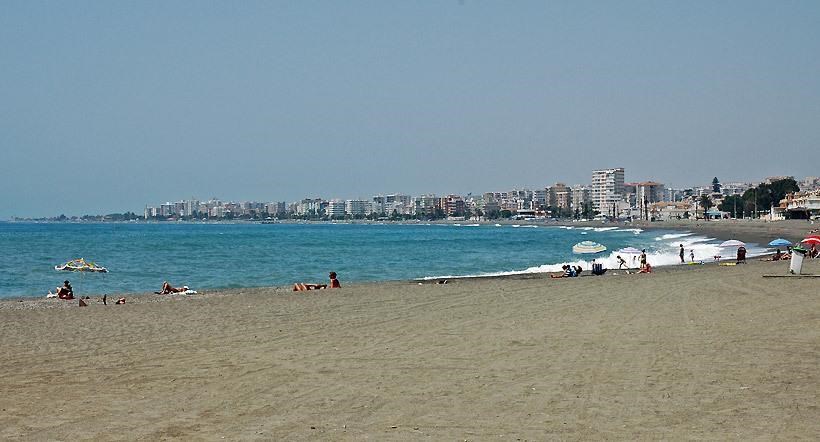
[1,1,819,218]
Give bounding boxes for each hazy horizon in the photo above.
[2,1,819,218]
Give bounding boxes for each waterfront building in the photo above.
[413,194,438,217]
[441,195,465,217]
[778,190,820,219]
[326,200,346,218]
[532,189,547,209]
[590,168,625,212]
[548,183,571,210]
[345,200,369,217]
[570,185,591,212]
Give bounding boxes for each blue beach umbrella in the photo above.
[768,238,792,247]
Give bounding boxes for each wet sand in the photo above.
[1,252,818,440]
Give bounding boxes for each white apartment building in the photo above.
[590,168,625,212]
[571,186,591,210]
[326,200,346,218]
[345,200,370,217]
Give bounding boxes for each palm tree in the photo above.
[700,195,713,220]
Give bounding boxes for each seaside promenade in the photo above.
[1,220,818,440]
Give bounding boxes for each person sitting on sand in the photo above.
[616,255,627,269]
[550,265,572,278]
[56,280,74,300]
[329,272,341,288]
[638,263,653,273]
[573,265,583,277]
[737,246,747,263]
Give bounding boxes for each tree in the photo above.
[712,177,721,193]
[718,195,745,218]
[500,209,512,219]
[699,195,713,219]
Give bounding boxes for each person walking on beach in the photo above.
[679,244,685,263]
[617,255,627,269]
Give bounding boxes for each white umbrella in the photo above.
[572,241,607,254]
[719,240,745,248]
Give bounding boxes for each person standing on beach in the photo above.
[690,250,695,262]
[679,244,685,263]
[640,250,647,270]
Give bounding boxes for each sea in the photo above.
[0,221,768,299]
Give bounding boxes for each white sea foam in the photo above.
[593,227,619,232]
[513,225,537,228]
[654,232,694,240]
[615,228,643,234]
[422,234,770,281]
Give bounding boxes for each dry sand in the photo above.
[2,250,818,440]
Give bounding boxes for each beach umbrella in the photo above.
[719,240,746,248]
[768,238,792,247]
[617,247,643,255]
[55,258,108,273]
[801,237,820,246]
[805,234,820,241]
[572,241,607,254]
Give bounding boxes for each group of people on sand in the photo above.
[293,272,341,291]
[551,265,584,278]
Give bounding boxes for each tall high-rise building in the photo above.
[591,168,625,212]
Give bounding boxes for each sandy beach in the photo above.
[2,221,819,440]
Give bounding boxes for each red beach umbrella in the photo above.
[801,237,820,246]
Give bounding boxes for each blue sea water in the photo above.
[0,222,762,298]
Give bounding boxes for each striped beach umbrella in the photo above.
[572,241,607,254]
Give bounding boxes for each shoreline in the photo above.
[5,219,812,303]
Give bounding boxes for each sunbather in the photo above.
[159,281,188,294]
[293,272,341,291]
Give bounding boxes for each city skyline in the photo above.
[50,172,819,221]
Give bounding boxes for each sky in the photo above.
[1,1,819,218]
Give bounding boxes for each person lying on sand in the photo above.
[158,281,189,294]
[293,272,341,291]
